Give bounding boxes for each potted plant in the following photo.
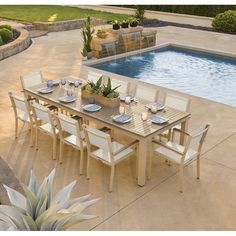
[129,17,139,27]
[81,16,95,59]
[112,20,120,30]
[0,169,99,230]
[121,20,129,29]
[81,76,121,108]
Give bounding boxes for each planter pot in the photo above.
[130,22,138,27]
[81,89,120,108]
[87,51,93,59]
[112,24,120,30]
[121,23,129,28]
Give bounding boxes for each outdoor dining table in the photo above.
[24,80,191,187]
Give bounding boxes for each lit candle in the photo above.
[141,111,148,121]
[119,106,125,115]
[125,96,131,104]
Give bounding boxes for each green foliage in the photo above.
[212,10,236,33]
[0,169,99,231]
[122,5,236,17]
[81,16,95,56]
[101,78,120,98]
[0,28,13,43]
[0,24,12,31]
[96,29,108,39]
[84,76,103,94]
[134,5,145,22]
[111,20,120,25]
[0,36,3,46]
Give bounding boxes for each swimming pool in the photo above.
[91,47,236,107]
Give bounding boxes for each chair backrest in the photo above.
[31,101,53,125]
[164,93,190,112]
[111,78,129,95]
[87,71,103,84]
[185,124,210,155]
[83,124,113,159]
[135,85,158,102]
[20,72,43,90]
[56,112,81,138]
[9,92,31,118]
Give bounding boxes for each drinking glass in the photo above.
[125,96,131,104]
[67,89,73,97]
[74,80,80,97]
[60,79,66,89]
[151,105,157,114]
[119,106,125,115]
[89,97,95,104]
[47,80,53,89]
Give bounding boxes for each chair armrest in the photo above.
[113,140,139,156]
[172,128,190,137]
[152,139,184,155]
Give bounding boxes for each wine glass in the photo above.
[67,89,73,97]
[74,80,80,97]
[60,79,66,89]
[125,96,131,105]
[47,80,53,89]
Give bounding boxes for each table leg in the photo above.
[137,138,150,186]
[180,120,188,145]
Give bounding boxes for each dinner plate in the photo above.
[112,114,132,124]
[145,102,165,111]
[82,104,101,112]
[150,115,169,124]
[58,95,77,103]
[37,87,54,94]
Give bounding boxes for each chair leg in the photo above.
[15,118,18,139]
[52,136,57,160]
[86,155,91,180]
[197,156,200,179]
[109,165,115,192]
[29,123,34,147]
[179,164,184,193]
[59,141,64,164]
[35,128,39,150]
[79,149,84,175]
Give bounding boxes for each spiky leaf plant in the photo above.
[101,78,120,98]
[0,169,99,231]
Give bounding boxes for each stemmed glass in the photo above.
[60,79,66,89]
[47,80,53,89]
[67,89,73,97]
[74,80,80,97]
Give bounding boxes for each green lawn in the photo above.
[0,5,130,23]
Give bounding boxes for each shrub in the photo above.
[0,24,12,31]
[0,35,3,46]
[0,28,13,43]
[212,10,236,33]
[135,6,145,22]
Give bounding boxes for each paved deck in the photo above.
[0,26,236,230]
[76,5,213,27]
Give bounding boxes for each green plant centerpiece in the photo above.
[0,169,99,231]
[81,16,95,59]
[81,76,120,108]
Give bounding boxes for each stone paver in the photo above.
[0,25,236,230]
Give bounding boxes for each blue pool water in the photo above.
[92,47,236,106]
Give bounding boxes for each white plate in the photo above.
[58,96,76,103]
[150,115,169,124]
[37,87,54,94]
[82,104,101,112]
[112,114,132,124]
[146,102,165,111]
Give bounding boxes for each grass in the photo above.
[0,5,130,23]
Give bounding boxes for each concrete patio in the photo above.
[0,25,236,230]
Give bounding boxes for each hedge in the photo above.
[118,5,236,17]
[212,10,236,33]
[0,35,3,46]
[0,24,12,31]
[0,28,13,43]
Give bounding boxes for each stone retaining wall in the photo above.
[0,28,31,61]
[33,18,106,32]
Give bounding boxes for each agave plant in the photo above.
[83,76,103,94]
[0,169,99,231]
[101,78,120,98]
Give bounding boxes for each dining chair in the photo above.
[111,78,129,96]
[160,93,191,140]
[87,71,103,84]
[30,101,58,160]
[20,71,44,92]
[82,124,139,192]
[150,124,210,192]
[55,112,86,174]
[9,92,34,146]
[134,84,159,102]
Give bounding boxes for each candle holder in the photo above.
[141,111,148,121]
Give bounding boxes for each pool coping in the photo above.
[81,42,236,109]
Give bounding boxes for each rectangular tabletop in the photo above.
[24,83,190,139]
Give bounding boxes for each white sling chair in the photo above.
[150,124,210,192]
[135,84,159,102]
[83,124,138,192]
